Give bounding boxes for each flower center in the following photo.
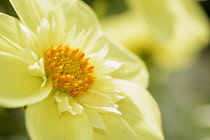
[44,45,96,97]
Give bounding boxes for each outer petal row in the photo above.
[9,0,65,36]
[0,52,52,108]
[93,36,149,88]
[25,78,164,139]
[0,13,52,108]
[0,13,38,60]
[26,92,93,140]
[0,1,161,139]
[114,79,164,140]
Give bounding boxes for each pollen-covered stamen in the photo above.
[44,45,96,97]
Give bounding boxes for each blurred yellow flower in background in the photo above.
[0,0,164,139]
[93,0,210,70]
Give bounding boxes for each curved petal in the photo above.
[9,0,65,36]
[55,91,83,115]
[153,0,210,69]
[93,36,149,88]
[58,0,103,53]
[26,93,93,140]
[0,52,52,108]
[0,13,22,55]
[0,13,40,60]
[85,108,106,130]
[114,79,164,140]
[101,12,151,54]
[92,55,124,76]
[93,129,110,140]
[87,45,108,62]
[93,114,137,140]
[57,0,149,87]
[78,92,121,115]
[128,0,174,43]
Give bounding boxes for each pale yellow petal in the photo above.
[0,13,39,60]
[93,129,110,140]
[98,114,137,140]
[57,0,149,87]
[55,91,83,115]
[85,108,106,130]
[154,0,210,69]
[113,79,164,140]
[10,0,65,36]
[90,78,121,93]
[26,93,93,140]
[0,13,22,55]
[88,45,108,62]
[94,36,149,88]
[101,0,209,70]
[94,60,124,75]
[0,52,52,108]
[59,0,102,52]
[78,92,120,114]
[59,0,101,34]
[128,0,174,43]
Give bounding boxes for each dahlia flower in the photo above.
[0,0,163,139]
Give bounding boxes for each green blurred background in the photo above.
[0,0,209,140]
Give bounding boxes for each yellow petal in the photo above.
[0,13,39,60]
[88,45,108,63]
[101,12,150,53]
[95,36,149,88]
[94,114,137,139]
[93,129,110,140]
[85,108,106,130]
[101,0,209,70]
[59,0,102,53]
[55,91,83,115]
[26,93,93,140]
[0,13,22,55]
[60,0,101,33]
[0,52,52,108]
[153,0,210,69]
[128,0,174,43]
[9,0,65,36]
[58,0,149,87]
[78,92,121,115]
[114,79,164,140]
[95,60,124,75]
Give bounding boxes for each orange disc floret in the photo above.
[44,45,96,97]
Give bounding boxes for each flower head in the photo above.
[0,0,163,139]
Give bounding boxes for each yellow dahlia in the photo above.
[0,0,163,139]
[98,0,210,70]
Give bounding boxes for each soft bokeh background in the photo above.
[0,0,209,140]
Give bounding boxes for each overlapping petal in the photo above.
[58,0,149,88]
[93,114,137,140]
[0,52,52,108]
[113,79,164,140]
[59,0,102,53]
[101,0,209,70]
[128,0,174,43]
[0,13,22,55]
[0,0,164,139]
[9,0,65,35]
[26,92,93,140]
[0,13,40,60]
[94,37,149,88]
